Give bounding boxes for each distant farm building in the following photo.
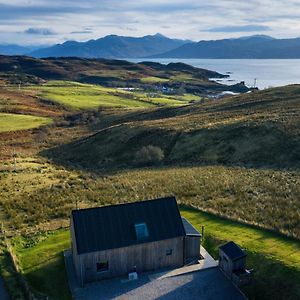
[219,241,251,285]
[70,196,201,285]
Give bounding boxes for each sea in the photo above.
[129,58,300,90]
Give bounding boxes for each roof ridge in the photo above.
[71,195,176,215]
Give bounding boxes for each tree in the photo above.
[135,145,164,165]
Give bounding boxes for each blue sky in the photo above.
[0,0,300,45]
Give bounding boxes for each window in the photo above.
[166,249,172,256]
[96,261,109,273]
[134,222,149,241]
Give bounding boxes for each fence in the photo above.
[1,224,49,300]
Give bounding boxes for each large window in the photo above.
[96,261,109,273]
[134,222,149,241]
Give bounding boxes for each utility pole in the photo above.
[12,148,17,171]
[253,78,257,89]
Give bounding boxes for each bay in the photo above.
[129,58,300,90]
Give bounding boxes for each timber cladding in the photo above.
[185,236,201,262]
[78,237,184,283]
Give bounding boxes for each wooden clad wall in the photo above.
[70,218,81,283]
[219,250,233,277]
[233,257,246,271]
[219,250,246,279]
[184,236,201,262]
[78,237,184,283]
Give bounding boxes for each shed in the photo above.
[219,241,250,285]
[70,196,201,285]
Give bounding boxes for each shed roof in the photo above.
[181,217,201,237]
[72,196,185,255]
[219,241,246,261]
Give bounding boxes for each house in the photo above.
[219,241,251,285]
[70,196,201,286]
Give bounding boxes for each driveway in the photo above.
[64,250,246,300]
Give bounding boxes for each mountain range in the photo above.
[0,44,42,56]
[153,35,300,59]
[29,33,190,59]
[2,34,300,59]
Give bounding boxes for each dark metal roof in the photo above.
[181,217,201,237]
[72,196,185,255]
[219,241,246,261]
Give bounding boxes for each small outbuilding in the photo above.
[219,241,251,285]
[70,196,201,285]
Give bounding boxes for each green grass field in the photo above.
[140,76,169,83]
[0,113,52,133]
[181,207,300,300]
[25,81,193,110]
[13,230,71,300]
[12,207,300,300]
[27,81,154,109]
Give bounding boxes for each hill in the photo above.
[40,85,300,239]
[0,55,251,94]
[46,85,300,171]
[153,35,300,58]
[29,33,191,58]
[0,44,32,55]
[0,59,299,300]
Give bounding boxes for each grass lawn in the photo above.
[26,81,154,109]
[26,81,194,110]
[0,113,52,133]
[140,76,169,83]
[12,207,300,300]
[171,74,195,82]
[181,207,300,300]
[13,230,71,300]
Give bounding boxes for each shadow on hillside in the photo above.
[41,120,300,175]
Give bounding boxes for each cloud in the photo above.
[119,27,137,32]
[71,30,93,34]
[205,25,271,33]
[0,0,300,44]
[25,27,56,35]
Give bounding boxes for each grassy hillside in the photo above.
[47,85,300,170]
[0,61,299,300]
[34,85,299,241]
[27,81,155,109]
[0,86,64,117]
[0,55,252,95]
[0,158,299,239]
[0,113,52,132]
[11,207,300,300]
[25,81,198,109]
[0,84,298,238]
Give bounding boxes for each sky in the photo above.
[1,0,300,45]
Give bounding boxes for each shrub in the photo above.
[135,145,164,165]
